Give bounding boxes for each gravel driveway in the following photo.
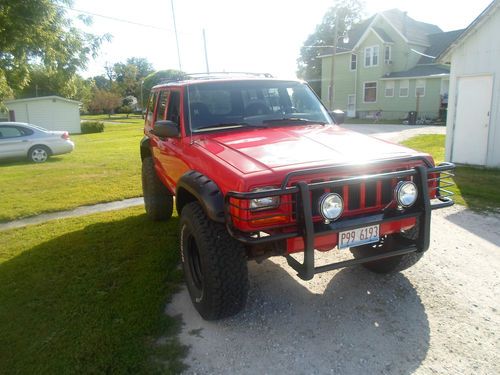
[166,125,499,374]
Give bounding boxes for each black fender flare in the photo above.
[176,171,225,223]
[140,136,151,161]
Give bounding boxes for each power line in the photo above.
[62,5,192,35]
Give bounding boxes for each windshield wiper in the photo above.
[194,122,268,132]
[262,117,327,125]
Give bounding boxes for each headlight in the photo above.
[250,187,280,211]
[395,181,418,207]
[319,193,343,221]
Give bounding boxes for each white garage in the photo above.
[439,0,500,167]
[4,96,81,134]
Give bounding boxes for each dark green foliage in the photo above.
[297,0,363,95]
[0,0,108,102]
[81,120,104,134]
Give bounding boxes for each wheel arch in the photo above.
[28,144,52,156]
[140,136,152,161]
[176,171,225,223]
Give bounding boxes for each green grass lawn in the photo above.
[402,134,500,212]
[0,122,144,222]
[0,207,186,374]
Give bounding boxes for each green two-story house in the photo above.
[320,9,462,121]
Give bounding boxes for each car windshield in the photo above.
[187,80,333,133]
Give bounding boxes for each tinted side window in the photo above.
[155,91,169,122]
[0,126,23,138]
[166,91,181,124]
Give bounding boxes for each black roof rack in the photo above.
[156,72,274,86]
[186,72,274,79]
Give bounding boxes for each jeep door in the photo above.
[154,89,189,190]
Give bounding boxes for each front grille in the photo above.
[288,174,400,223]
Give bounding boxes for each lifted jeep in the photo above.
[140,73,455,320]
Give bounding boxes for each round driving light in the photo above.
[319,193,344,221]
[395,181,418,207]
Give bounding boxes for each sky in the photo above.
[70,0,493,79]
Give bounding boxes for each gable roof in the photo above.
[418,29,465,64]
[372,27,394,43]
[438,0,500,62]
[319,9,443,58]
[4,96,81,106]
[381,9,442,46]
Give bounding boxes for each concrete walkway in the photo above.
[0,197,144,232]
[0,124,445,232]
[341,124,446,143]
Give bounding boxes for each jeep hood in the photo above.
[195,125,424,174]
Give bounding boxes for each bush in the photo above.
[81,121,104,134]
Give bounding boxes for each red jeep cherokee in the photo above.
[140,73,454,320]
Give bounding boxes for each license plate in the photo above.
[338,225,380,249]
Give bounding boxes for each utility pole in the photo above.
[171,0,182,71]
[329,17,339,110]
[203,29,210,74]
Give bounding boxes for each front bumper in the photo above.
[225,161,455,280]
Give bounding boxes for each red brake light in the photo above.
[61,132,70,140]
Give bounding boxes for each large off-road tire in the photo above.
[350,234,424,274]
[180,202,248,320]
[141,157,173,221]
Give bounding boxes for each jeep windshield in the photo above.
[187,80,333,133]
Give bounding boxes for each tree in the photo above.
[114,58,154,99]
[297,0,364,95]
[17,66,94,105]
[88,89,122,117]
[141,69,184,109]
[0,0,108,104]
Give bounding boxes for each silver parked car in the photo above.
[0,122,75,163]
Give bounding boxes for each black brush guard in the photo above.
[225,161,455,280]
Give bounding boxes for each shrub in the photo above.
[81,121,104,134]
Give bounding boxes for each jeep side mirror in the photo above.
[152,120,180,138]
[330,109,345,125]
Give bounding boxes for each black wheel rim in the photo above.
[187,235,203,291]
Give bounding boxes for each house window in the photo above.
[384,46,392,64]
[416,79,426,97]
[350,54,357,71]
[364,46,379,67]
[399,80,409,97]
[364,82,377,102]
[385,81,395,97]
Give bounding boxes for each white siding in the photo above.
[7,97,81,133]
[445,6,500,167]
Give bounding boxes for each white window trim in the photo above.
[363,81,378,103]
[384,45,392,64]
[385,81,394,98]
[364,45,380,68]
[415,79,426,97]
[399,80,409,98]
[350,54,357,71]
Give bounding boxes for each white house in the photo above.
[4,96,81,134]
[438,0,500,167]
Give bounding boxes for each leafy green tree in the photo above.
[17,66,94,104]
[297,0,364,95]
[0,0,108,104]
[114,58,154,98]
[141,69,184,109]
